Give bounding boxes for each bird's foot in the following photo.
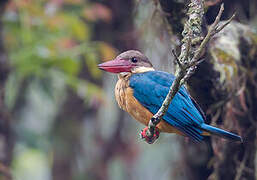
[140,127,160,144]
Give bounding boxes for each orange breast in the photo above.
[115,77,183,135]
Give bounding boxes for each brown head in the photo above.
[98,50,153,73]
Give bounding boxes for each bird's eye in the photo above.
[131,57,138,63]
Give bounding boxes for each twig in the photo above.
[212,13,236,35]
[234,152,248,180]
[189,3,227,68]
[143,0,204,142]
[142,1,235,144]
[171,49,182,68]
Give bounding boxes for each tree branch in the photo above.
[141,2,235,144]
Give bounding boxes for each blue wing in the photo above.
[129,71,205,141]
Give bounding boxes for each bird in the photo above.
[98,50,242,143]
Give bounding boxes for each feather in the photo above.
[129,71,205,141]
[129,71,241,142]
[115,75,182,133]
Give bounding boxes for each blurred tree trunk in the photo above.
[159,0,256,180]
[204,22,257,180]
[51,90,88,180]
[51,1,136,180]
[88,1,137,179]
[0,0,13,179]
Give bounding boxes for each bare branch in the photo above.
[189,4,235,68]
[142,0,204,143]
[171,49,182,68]
[180,66,196,85]
[141,1,234,144]
[213,3,224,25]
[214,13,236,34]
[189,3,225,67]
[184,29,193,63]
[234,152,248,180]
[192,36,204,45]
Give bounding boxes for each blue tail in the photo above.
[200,123,242,142]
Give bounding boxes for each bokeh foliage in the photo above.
[2,0,117,179]
[3,0,118,109]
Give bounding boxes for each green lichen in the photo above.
[211,48,238,83]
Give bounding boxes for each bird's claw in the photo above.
[140,127,160,144]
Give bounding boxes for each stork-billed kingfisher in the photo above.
[98,50,242,142]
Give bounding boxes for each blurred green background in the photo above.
[0,0,256,180]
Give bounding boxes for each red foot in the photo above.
[140,127,160,144]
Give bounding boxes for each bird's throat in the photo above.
[118,66,155,79]
[131,66,155,73]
